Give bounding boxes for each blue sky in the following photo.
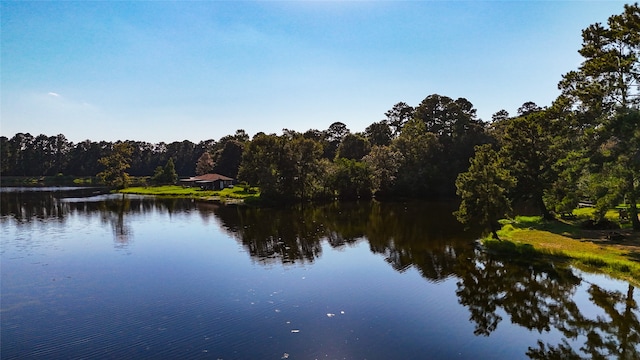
[1,1,627,143]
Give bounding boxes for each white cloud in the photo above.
[47,92,61,97]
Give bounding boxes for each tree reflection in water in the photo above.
[526,283,639,359]
[2,192,638,358]
[455,253,582,336]
[0,189,192,249]
[95,194,131,248]
[456,250,640,359]
[211,200,640,359]
[210,201,477,275]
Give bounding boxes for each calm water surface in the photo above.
[1,189,638,359]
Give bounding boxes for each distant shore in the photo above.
[1,175,97,187]
[117,185,260,204]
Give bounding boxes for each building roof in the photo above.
[181,173,234,182]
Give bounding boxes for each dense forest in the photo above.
[2,4,639,229]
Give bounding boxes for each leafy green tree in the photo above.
[280,135,325,201]
[65,139,110,176]
[559,3,640,116]
[151,166,165,184]
[589,109,640,229]
[8,133,34,176]
[45,134,70,176]
[412,94,489,196]
[195,151,214,175]
[561,109,639,226]
[97,142,133,188]
[163,140,195,175]
[556,4,640,228]
[545,149,588,216]
[323,122,350,159]
[212,140,244,178]
[164,157,178,184]
[363,145,403,196]
[454,144,516,239]
[335,133,371,160]
[391,118,442,197]
[498,109,558,219]
[413,94,479,139]
[232,129,250,142]
[525,98,585,217]
[384,101,414,137]
[517,101,543,116]
[0,136,10,176]
[364,121,392,147]
[128,141,165,177]
[150,158,178,184]
[238,133,324,202]
[238,133,281,199]
[327,158,372,200]
[32,134,51,175]
[491,109,510,123]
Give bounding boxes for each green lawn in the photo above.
[486,214,640,286]
[118,185,260,202]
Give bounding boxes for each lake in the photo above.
[1,188,638,359]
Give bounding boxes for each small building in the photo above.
[180,173,234,190]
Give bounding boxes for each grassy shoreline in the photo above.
[117,185,260,204]
[484,215,640,286]
[1,175,98,186]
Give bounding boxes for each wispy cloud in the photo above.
[1,91,113,141]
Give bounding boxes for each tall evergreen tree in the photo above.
[455,144,516,239]
[384,102,414,137]
[559,3,639,116]
[164,158,178,184]
[391,118,442,197]
[498,109,558,219]
[557,3,640,228]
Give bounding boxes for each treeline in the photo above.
[0,131,248,180]
[2,4,638,230]
[454,4,640,233]
[237,95,488,202]
[0,93,490,200]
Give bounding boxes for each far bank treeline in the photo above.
[2,4,639,231]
